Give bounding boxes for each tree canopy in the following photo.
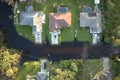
[50,60,83,80]
[111,26,120,46]
[0,46,21,80]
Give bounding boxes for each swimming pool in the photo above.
[57,7,68,13]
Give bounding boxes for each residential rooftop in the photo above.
[80,6,102,33]
[20,6,44,32]
[49,12,71,32]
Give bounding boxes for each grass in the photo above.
[16,0,94,44]
[17,2,28,11]
[42,0,93,43]
[60,27,74,42]
[15,25,35,42]
[77,28,92,43]
[15,61,57,80]
[110,59,120,78]
[15,61,40,80]
[82,59,103,80]
[15,59,102,80]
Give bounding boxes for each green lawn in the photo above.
[16,0,94,44]
[15,25,35,42]
[60,27,74,42]
[82,59,103,80]
[77,28,92,43]
[17,2,28,11]
[15,61,40,80]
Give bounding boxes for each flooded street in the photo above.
[0,1,119,62]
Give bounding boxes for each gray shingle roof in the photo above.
[20,6,35,26]
[80,12,102,33]
[20,12,35,26]
[80,6,102,33]
[20,6,44,33]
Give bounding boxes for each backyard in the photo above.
[16,0,94,44]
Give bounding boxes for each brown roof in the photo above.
[49,12,71,32]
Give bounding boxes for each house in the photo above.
[80,6,102,44]
[20,6,45,44]
[49,7,71,44]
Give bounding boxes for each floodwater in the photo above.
[0,1,118,62]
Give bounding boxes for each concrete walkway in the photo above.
[93,58,112,80]
[92,33,100,44]
[102,57,112,80]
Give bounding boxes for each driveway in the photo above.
[35,32,42,44]
[93,58,112,80]
[92,33,100,44]
[102,58,112,80]
[51,32,59,45]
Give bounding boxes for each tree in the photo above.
[0,46,21,80]
[115,75,120,80]
[111,26,120,46]
[50,69,76,80]
[107,0,115,10]
[50,60,83,80]
[104,36,111,43]
[111,59,120,80]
